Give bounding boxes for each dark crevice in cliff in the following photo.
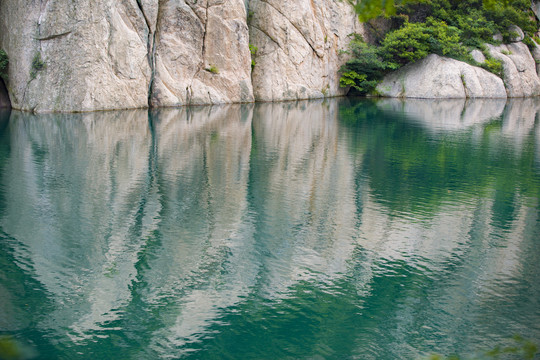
[0,78,11,110]
[136,0,158,108]
[186,1,210,106]
[35,30,73,41]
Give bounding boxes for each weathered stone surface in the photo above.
[530,40,540,76]
[532,0,540,21]
[376,54,507,98]
[248,0,363,101]
[470,49,486,64]
[0,0,253,112]
[0,0,152,112]
[150,0,254,107]
[487,42,540,97]
[508,25,524,42]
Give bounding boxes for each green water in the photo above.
[0,98,539,359]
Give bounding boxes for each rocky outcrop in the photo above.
[376,54,507,99]
[0,0,361,112]
[532,0,540,21]
[0,0,254,112]
[531,40,540,75]
[0,1,152,112]
[248,0,363,101]
[150,0,254,107]
[487,42,540,97]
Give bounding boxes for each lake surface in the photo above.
[0,98,539,359]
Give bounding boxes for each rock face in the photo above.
[531,40,540,75]
[532,0,540,21]
[248,0,363,101]
[0,1,152,112]
[376,54,507,99]
[150,0,254,107]
[487,42,540,97]
[470,49,486,64]
[0,0,254,112]
[0,0,361,112]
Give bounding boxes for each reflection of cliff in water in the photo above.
[0,98,538,359]
[0,110,154,341]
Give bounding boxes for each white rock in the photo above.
[0,0,253,112]
[487,42,540,97]
[248,0,363,101]
[150,0,254,107]
[529,39,540,75]
[376,54,507,99]
[508,25,524,42]
[532,0,540,21]
[470,49,486,64]
[0,0,152,112]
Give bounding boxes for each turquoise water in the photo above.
[0,98,539,359]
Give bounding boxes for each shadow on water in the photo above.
[0,98,538,359]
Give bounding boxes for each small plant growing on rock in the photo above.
[30,52,45,79]
[205,65,219,74]
[481,57,503,77]
[249,44,258,70]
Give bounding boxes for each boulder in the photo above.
[470,49,486,64]
[376,54,507,99]
[248,0,363,101]
[508,25,524,42]
[487,42,540,97]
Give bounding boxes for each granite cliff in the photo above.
[0,0,363,112]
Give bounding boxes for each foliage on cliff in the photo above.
[341,0,538,94]
[0,50,8,80]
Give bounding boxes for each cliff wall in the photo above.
[0,0,363,112]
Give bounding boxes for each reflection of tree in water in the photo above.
[340,98,540,222]
[338,97,540,358]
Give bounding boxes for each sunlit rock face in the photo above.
[376,54,507,99]
[487,42,540,97]
[248,0,363,101]
[150,0,254,106]
[0,1,152,112]
[0,0,254,112]
[1,0,362,112]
